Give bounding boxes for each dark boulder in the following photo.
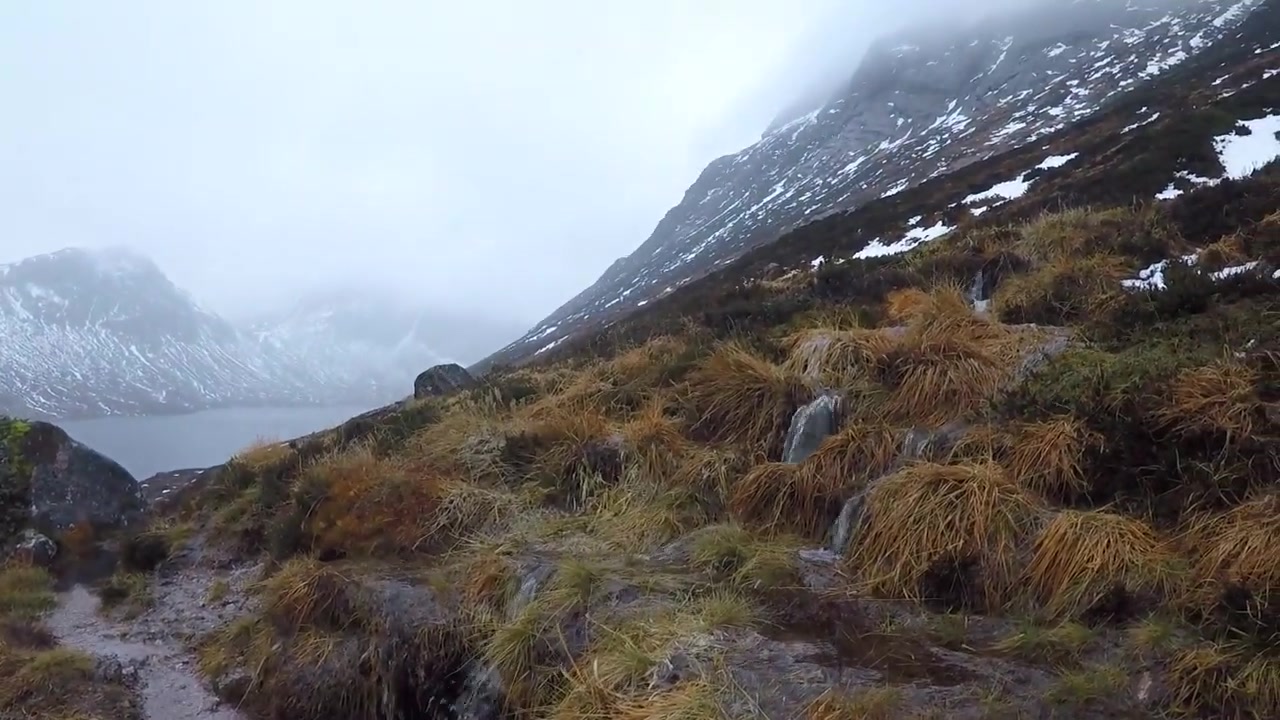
[9,529,58,567]
[0,418,142,544]
[413,363,478,400]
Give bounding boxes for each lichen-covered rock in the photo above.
[0,417,142,543]
[414,363,478,399]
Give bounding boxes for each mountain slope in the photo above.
[0,248,322,419]
[483,0,1268,369]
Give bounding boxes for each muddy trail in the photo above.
[45,546,259,720]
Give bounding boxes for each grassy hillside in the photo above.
[120,25,1280,720]
[151,187,1280,718]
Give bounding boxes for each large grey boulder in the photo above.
[413,363,478,400]
[0,418,143,543]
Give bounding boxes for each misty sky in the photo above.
[1,1,1016,325]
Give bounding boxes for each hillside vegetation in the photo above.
[158,191,1280,718]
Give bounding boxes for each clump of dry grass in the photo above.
[502,407,623,506]
[1015,206,1178,263]
[846,462,1042,609]
[873,288,1013,426]
[1167,642,1280,719]
[993,620,1095,665]
[801,420,902,490]
[685,342,814,457]
[884,287,934,324]
[1157,360,1261,440]
[1003,418,1099,497]
[592,473,719,549]
[729,462,847,539]
[669,445,752,513]
[689,524,801,590]
[232,436,296,473]
[1198,234,1249,272]
[553,592,753,718]
[992,254,1129,325]
[1185,493,1280,610]
[0,563,136,717]
[402,402,507,480]
[301,444,445,557]
[806,686,903,720]
[783,327,893,387]
[620,395,689,482]
[1024,510,1182,620]
[0,646,97,709]
[0,564,55,619]
[611,680,724,720]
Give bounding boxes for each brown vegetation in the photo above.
[170,198,1280,718]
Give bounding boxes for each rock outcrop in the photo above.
[414,363,479,399]
[0,417,143,545]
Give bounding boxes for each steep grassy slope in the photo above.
[122,15,1280,720]
[150,186,1280,718]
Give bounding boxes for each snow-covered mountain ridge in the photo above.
[0,248,454,420]
[482,0,1271,369]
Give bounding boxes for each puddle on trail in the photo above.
[761,611,975,686]
[47,585,246,720]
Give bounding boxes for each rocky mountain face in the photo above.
[482,0,1269,368]
[0,248,482,420]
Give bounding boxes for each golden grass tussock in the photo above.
[806,686,903,720]
[992,253,1129,325]
[619,395,689,481]
[610,680,725,720]
[685,342,814,457]
[259,557,363,631]
[1157,360,1261,440]
[801,420,902,490]
[603,335,691,386]
[232,436,296,473]
[729,461,848,540]
[402,403,506,479]
[877,331,1007,427]
[0,564,55,619]
[1185,493,1280,607]
[1198,234,1249,271]
[1003,417,1099,497]
[591,474,719,549]
[1024,510,1182,620]
[782,327,896,393]
[0,646,96,708]
[552,593,753,718]
[302,444,445,557]
[884,287,934,324]
[1167,642,1280,719]
[689,524,801,590]
[846,462,1042,608]
[868,284,1021,426]
[1016,206,1178,263]
[502,406,620,490]
[670,445,752,510]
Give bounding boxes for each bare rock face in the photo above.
[414,363,479,400]
[0,417,143,544]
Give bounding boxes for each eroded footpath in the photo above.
[46,545,257,720]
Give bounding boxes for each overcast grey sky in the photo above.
[0,1,1016,325]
